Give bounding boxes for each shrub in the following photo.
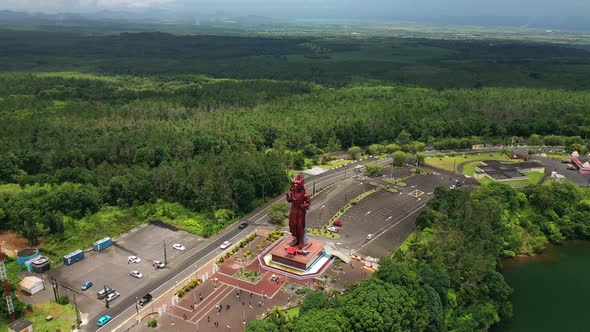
[148,318,158,327]
[57,295,69,305]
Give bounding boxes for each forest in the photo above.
[1,25,590,329]
[2,73,590,250]
[247,182,590,331]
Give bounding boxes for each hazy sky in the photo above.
[1,0,589,19]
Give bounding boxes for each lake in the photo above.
[498,241,590,332]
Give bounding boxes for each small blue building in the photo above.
[16,248,40,266]
[92,237,112,251]
[63,249,84,266]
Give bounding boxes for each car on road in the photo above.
[128,255,141,264]
[153,260,165,269]
[97,315,112,327]
[327,226,339,233]
[138,293,153,306]
[173,244,185,251]
[106,291,120,303]
[81,281,93,291]
[220,240,232,249]
[238,222,248,229]
[367,234,375,240]
[130,270,143,279]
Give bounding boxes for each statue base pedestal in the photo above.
[270,237,325,271]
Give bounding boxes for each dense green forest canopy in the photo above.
[1,29,590,89]
[1,72,590,248]
[247,182,590,331]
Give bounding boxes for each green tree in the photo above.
[385,144,401,154]
[416,152,426,166]
[397,130,412,145]
[300,291,329,314]
[246,319,280,332]
[392,151,408,167]
[269,202,289,225]
[342,278,420,332]
[348,146,362,160]
[294,308,350,332]
[367,144,384,156]
[365,163,384,177]
[0,154,18,183]
[528,134,542,146]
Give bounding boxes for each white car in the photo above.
[106,291,120,303]
[367,234,375,240]
[327,226,339,233]
[220,241,232,250]
[173,244,185,251]
[152,260,165,269]
[128,256,141,264]
[130,270,143,279]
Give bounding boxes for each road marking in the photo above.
[357,199,432,251]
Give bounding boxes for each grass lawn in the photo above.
[320,159,353,170]
[425,152,511,172]
[29,302,76,332]
[480,172,544,188]
[308,228,341,239]
[383,178,407,186]
[462,161,482,176]
[544,153,571,160]
[284,306,300,319]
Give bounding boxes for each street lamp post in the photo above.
[318,204,325,224]
[391,154,394,179]
[135,296,139,322]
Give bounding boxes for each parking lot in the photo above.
[322,171,454,258]
[50,221,203,317]
[534,156,590,187]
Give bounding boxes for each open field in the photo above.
[425,152,512,172]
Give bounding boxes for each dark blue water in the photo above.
[499,241,590,332]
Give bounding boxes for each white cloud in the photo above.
[0,0,175,11]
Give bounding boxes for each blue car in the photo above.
[81,281,93,291]
[97,315,111,327]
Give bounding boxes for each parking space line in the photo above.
[358,199,431,250]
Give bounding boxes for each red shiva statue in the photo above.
[286,173,311,248]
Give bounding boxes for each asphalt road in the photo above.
[85,157,389,331]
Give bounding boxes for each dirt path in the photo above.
[0,231,39,256]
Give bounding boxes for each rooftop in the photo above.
[476,160,544,181]
[8,318,32,331]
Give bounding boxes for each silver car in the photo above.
[130,270,143,279]
[106,291,120,303]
